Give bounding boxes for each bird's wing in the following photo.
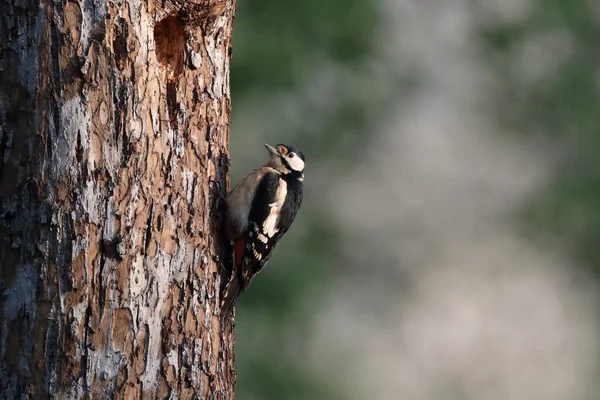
[240,172,286,289]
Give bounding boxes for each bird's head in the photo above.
[264,144,305,179]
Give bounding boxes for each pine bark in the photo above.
[0,0,236,398]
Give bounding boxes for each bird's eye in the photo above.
[288,153,295,158]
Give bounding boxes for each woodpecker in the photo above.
[221,143,305,321]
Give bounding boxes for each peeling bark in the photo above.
[0,0,236,398]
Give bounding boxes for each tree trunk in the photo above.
[0,0,236,398]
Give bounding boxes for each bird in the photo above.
[220,143,305,322]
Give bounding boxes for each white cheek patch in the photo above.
[262,180,287,237]
[258,233,269,243]
[287,156,305,172]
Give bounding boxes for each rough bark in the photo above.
[0,0,236,398]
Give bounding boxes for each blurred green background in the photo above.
[229,1,600,399]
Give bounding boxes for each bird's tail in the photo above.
[220,275,242,324]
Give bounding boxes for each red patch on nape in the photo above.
[235,239,245,267]
[277,145,288,155]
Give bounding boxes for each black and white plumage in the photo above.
[221,143,305,322]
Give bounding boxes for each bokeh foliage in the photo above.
[231,0,376,94]
[230,0,600,398]
[230,0,377,399]
[477,0,600,275]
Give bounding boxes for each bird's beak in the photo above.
[264,144,280,157]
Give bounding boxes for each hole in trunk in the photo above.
[154,15,185,78]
